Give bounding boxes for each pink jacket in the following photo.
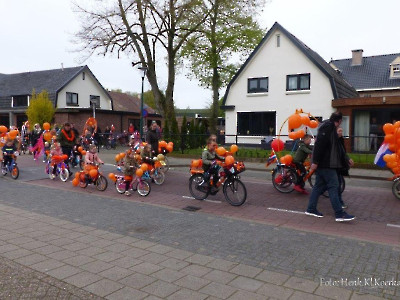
[85,151,104,165]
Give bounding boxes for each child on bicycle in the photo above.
[202,138,225,191]
[2,138,17,169]
[293,134,313,194]
[140,143,154,165]
[84,144,104,183]
[49,142,64,178]
[123,149,139,196]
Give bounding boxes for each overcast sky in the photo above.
[0,0,398,109]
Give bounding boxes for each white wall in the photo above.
[225,28,335,144]
[57,71,112,110]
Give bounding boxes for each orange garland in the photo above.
[61,129,75,142]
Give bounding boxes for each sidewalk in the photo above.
[0,203,386,299]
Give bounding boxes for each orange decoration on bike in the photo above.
[140,163,148,171]
[8,130,18,139]
[0,125,7,133]
[44,131,52,141]
[62,154,68,160]
[78,146,83,152]
[301,115,310,126]
[136,169,143,177]
[230,144,238,153]
[271,139,284,152]
[75,172,80,179]
[166,145,173,153]
[89,169,98,178]
[43,122,51,130]
[216,147,226,156]
[288,113,302,130]
[309,120,318,128]
[383,123,395,135]
[81,150,86,155]
[115,154,121,161]
[72,178,79,186]
[192,160,199,167]
[225,155,234,165]
[288,132,298,140]
[108,173,116,182]
[159,141,167,148]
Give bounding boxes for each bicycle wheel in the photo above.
[392,179,400,200]
[137,180,151,196]
[59,168,69,182]
[189,174,209,200]
[272,166,297,193]
[115,177,126,194]
[11,166,19,180]
[96,175,108,191]
[223,178,247,206]
[152,169,165,185]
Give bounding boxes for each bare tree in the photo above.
[73,0,208,124]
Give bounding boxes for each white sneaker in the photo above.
[124,191,131,196]
[51,174,56,180]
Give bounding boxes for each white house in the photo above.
[221,22,358,144]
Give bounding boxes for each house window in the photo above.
[393,64,400,77]
[12,95,28,107]
[286,73,310,91]
[276,34,280,47]
[66,92,78,106]
[237,112,276,135]
[248,77,268,93]
[90,95,100,108]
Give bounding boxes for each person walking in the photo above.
[57,122,76,177]
[305,112,355,222]
[146,121,159,156]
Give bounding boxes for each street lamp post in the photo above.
[138,66,148,140]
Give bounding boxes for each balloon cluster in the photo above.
[288,109,318,140]
[190,144,239,171]
[42,122,53,142]
[158,141,174,154]
[382,122,400,174]
[0,125,19,146]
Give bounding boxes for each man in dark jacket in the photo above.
[146,121,159,156]
[305,112,355,222]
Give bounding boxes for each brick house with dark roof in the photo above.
[330,51,400,151]
[0,66,161,134]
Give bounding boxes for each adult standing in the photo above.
[30,123,42,160]
[337,127,354,209]
[305,112,355,222]
[146,121,159,156]
[57,122,76,176]
[128,123,134,135]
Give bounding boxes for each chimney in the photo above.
[351,49,363,66]
[61,63,64,71]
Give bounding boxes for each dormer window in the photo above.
[390,57,400,78]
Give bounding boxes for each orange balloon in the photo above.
[385,134,395,144]
[62,154,68,160]
[78,146,83,152]
[288,131,298,140]
[136,169,143,177]
[297,129,305,139]
[389,143,396,152]
[216,147,226,156]
[108,173,116,182]
[168,142,174,148]
[81,150,87,155]
[43,122,51,131]
[285,154,293,165]
[280,156,287,164]
[44,131,52,141]
[72,178,79,186]
[166,145,173,153]
[120,152,126,158]
[192,160,199,167]
[159,141,167,148]
[75,172,80,179]
[225,155,234,165]
[383,123,395,135]
[395,121,400,129]
[140,163,148,171]
[230,144,239,153]
[115,154,121,161]
[198,159,203,167]
[309,120,318,128]
[8,130,18,139]
[288,114,302,130]
[0,125,7,133]
[301,115,310,126]
[89,169,98,178]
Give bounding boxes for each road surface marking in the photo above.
[182,196,221,204]
[267,207,305,215]
[387,223,400,229]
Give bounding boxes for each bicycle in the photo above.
[45,156,69,182]
[1,152,19,179]
[77,164,108,191]
[114,173,151,197]
[189,159,247,206]
[141,157,166,185]
[69,148,84,170]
